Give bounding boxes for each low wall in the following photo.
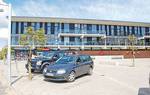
[78,50,150,58]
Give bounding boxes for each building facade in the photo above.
[11,16,150,50]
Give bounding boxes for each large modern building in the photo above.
[11,16,150,50]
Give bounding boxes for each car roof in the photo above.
[63,54,90,57]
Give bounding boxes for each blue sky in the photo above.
[1,0,150,49]
[6,0,150,22]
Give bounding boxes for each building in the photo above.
[11,16,150,50]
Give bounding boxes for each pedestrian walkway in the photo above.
[0,61,16,95]
[0,82,6,95]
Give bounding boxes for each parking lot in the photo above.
[1,58,148,95]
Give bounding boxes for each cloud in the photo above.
[11,0,150,22]
[0,2,9,28]
[79,0,150,22]
[0,28,8,38]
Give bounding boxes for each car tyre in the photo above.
[67,71,76,82]
[31,69,35,73]
[42,65,49,74]
[88,67,93,75]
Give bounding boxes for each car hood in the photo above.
[47,63,74,70]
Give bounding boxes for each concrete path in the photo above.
[1,59,150,95]
[10,59,150,95]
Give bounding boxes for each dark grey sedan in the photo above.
[43,55,94,82]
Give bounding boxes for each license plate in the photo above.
[46,73,54,76]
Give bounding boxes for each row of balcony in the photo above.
[59,30,105,34]
[46,41,150,46]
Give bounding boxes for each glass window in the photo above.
[44,22,47,34]
[69,37,75,42]
[92,24,96,33]
[131,26,135,35]
[114,25,117,36]
[69,23,75,30]
[145,27,149,35]
[87,24,92,31]
[51,23,55,34]
[64,23,69,33]
[61,37,64,42]
[108,25,111,36]
[12,22,16,34]
[96,24,99,31]
[87,37,92,42]
[40,22,43,28]
[56,56,76,64]
[61,23,64,30]
[16,22,19,34]
[47,23,51,34]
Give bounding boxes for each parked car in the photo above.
[25,51,65,73]
[43,54,94,82]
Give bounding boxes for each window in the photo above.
[127,26,129,35]
[44,22,47,34]
[40,22,43,28]
[87,37,92,41]
[51,23,55,34]
[12,22,16,34]
[69,23,75,30]
[123,26,126,36]
[21,22,24,34]
[96,24,99,31]
[61,37,64,42]
[108,25,111,36]
[69,37,75,42]
[145,27,149,35]
[132,26,135,35]
[27,22,31,27]
[105,25,108,35]
[87,24,92,31]
[92,24,96,33]
[61,23,64,30]
[16,22,19,34]
[80,55,91,62]
[64,23,69,33]
[114,25,117,36]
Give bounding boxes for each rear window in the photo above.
[80,55,92,62]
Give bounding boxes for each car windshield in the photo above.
[56,56,75,64]
[37,52,54,58]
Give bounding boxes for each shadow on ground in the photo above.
[43,74,90,84]
[138,88,150,95]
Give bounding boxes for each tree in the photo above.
[19,27,46,80]
[0,47,7,64]
[128,34,137,67]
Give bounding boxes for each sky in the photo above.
[1,0,150,49]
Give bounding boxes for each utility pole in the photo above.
[0,3,12,85]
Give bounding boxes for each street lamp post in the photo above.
[0,3,12,85]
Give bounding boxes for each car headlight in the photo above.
[57,69,66,74]
[36,61,42,65]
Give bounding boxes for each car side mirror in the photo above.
[76,59,81,64]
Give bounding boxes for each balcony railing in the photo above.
[145,33,150,36]
[60,30,105,35]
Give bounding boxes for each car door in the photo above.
[80,55,89,74]
[74,56,84,76]
[84,55,93,72]
[77,55,88,75]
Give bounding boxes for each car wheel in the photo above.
[88,67,93,75]
[67,71,76,82]
[42,65,49,74]
[31,69,35,73]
